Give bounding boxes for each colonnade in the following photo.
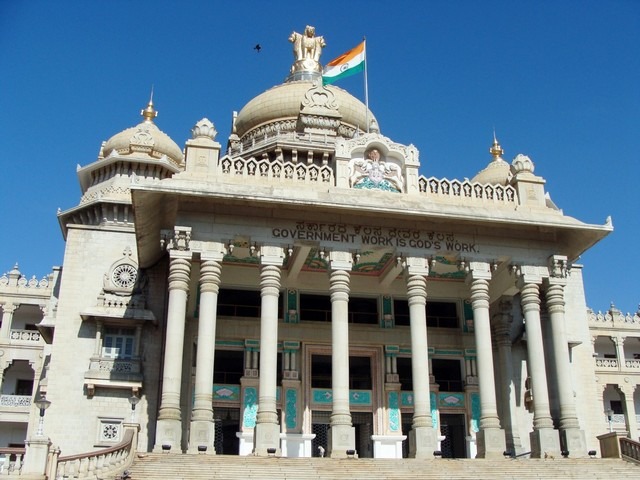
[151,232,586,458]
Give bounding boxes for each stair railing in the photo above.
[48,424,138,479]
[620,437,640,465]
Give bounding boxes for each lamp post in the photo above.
[605,408,614,433]
[128,395,140,423]
[34,396,51,437]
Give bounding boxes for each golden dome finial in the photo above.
[490,130,504,160]
[141,86,157,123]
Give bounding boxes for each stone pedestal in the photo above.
[254,422,281,456]
[153,418,182,453]
[187,420,215,454]
[280,433,316,457]
[476,427,507,458]
[409,426,437,458]
[372,435,406,459]
[328,424,356,458]
[530,428,560,458]
[560,428,588,458]
[22,436,51,477]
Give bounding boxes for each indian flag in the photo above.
[322,41,366,85]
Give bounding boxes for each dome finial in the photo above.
[490,130,504,160]
[141,86,157,123]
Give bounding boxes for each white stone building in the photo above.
[1,26,634,462]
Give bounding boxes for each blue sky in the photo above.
[1,0,638,313]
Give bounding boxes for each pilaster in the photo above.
[618,384,639,441]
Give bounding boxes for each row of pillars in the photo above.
[151,238,586,458]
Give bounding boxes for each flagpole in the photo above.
[363,37,369,133]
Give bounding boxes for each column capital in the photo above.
[1,302,17,314]
[402,256,430,277]
[199,241,229,262]
[328,250,353,271]
[513,264,545,288]
[464,261,492,283]
[612,335,626,346]
[259,245,285,266]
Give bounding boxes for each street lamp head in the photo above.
[128,395,140,411]
[605,408,614,419]
[35,396,51,416]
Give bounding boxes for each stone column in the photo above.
[492,298,523,455]
[466,262,506,458]
[544,255,587,456]
[0,303,17,339]
[327,250,355,458]
[619,384,639,441]
[404,257,436,458]
[188,255,223,454]
[254,246,285,456]
[518,268,560,458]
[613,337,626,371]
[154,249,192,452]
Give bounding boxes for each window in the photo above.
[397,357,413,391]
[427,302,458,329]
[217,289,267,318]
[393,300,459,328]
[300,294,331,322]
[103,327,135,359]
[431,358,464,392]
[300,294,378,324]
[214,350,244,384]
[15,379,34,396]
[349,297,378,325]
[311,354,332,388]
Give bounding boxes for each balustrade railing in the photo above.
[49,426,137,480]
[595,358,618,368]
[0,395,31,408]
[620,437,640,464]
[588,307,640,329]
[418,176,517,205]
[0,447,25,475]
[219,156,334,186]
[9,329,41,343]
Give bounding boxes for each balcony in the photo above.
[9,329,42,344]
[0,395,31,422]
[84,357,143,396]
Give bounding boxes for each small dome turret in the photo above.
[471,135,513,186]
[102,98,183,165]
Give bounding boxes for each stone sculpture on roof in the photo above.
[288,25,326,76]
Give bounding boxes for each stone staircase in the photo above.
[127,453,639,479]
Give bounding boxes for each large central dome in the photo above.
[234,80,376,139]
[232,26,377,144]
